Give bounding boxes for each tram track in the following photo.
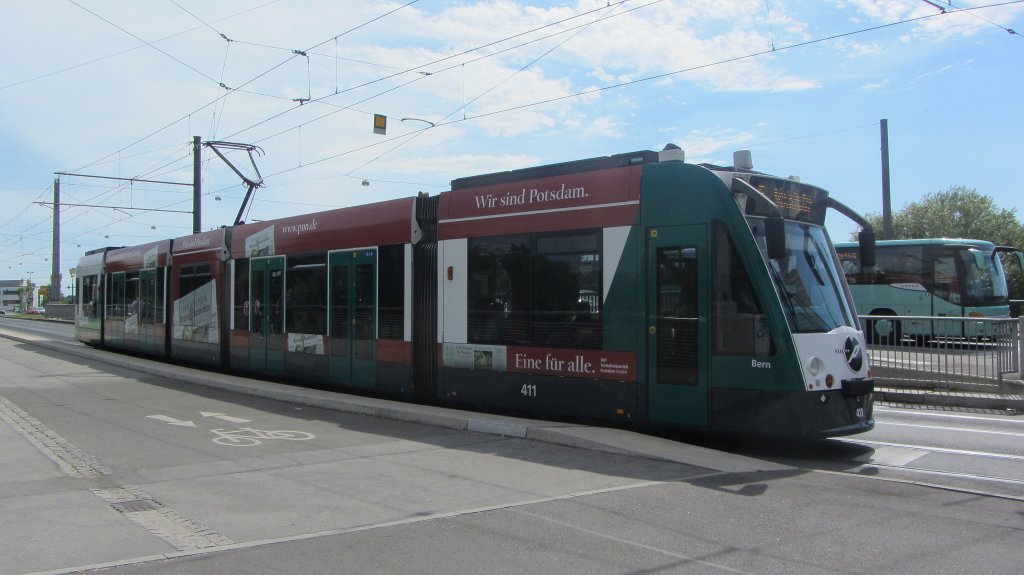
[845,437,1024,462]
[826,436,1024,501]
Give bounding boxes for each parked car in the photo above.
[27,307,45,315]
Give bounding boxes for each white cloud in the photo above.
[858,79,890,91]
[3,1,1020,272]
[672,128,758,163]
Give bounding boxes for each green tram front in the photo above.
[437,145,875,438]
[638,148,875,437]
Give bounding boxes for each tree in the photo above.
[858,186,1024,298]
[17,281,33,312]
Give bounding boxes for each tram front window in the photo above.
[763,222,854,333]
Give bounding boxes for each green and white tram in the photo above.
[435,145,876,437]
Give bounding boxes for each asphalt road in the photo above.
[2,319,1023,574]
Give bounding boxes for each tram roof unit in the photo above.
[171,228,230,265]
[102,239,172,273]
[83,246,124,256]
[450,150,660,190]
[228,196,417,258]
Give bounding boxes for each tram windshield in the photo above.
[757,221,855,333]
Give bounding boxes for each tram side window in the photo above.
[234,259,249,330]
[125,272,140,317]
[286,254,327,335]
[468,235,530,345]
[154,268,165,324]
[180,264,212,295]
[532,233,601,348]
[82,275,100,318]
[107,274,125,320]
[378,245,404,340]
[712,223,773,356]
[467,231,602,349]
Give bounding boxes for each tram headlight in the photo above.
[807,357,824,376]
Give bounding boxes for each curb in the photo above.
[875,387,1024,412]
[0,328,787,474]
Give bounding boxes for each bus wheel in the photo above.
[869,315,901,345]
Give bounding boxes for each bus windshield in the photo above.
[757,221,855,333]
[960,247,1007,305]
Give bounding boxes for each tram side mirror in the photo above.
[766,216,786,260]
[858,230,876,268]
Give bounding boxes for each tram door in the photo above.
[108,272,126,346]
[646,225,708,427]
[249,257,285,375]
[138,268,157,354]
[328,249,377,388]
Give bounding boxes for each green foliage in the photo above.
[857,186,1024,299]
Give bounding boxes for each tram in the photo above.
[75,145,876,437]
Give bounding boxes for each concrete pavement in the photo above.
[0,325,788,476]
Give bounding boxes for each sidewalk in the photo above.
[0,325,787,475]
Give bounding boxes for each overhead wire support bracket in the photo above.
[34,201,192,214]
[54,171,192,187]
[203,141,266,226]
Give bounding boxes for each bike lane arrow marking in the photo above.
[147,415,197,427]
[201,412,252,423]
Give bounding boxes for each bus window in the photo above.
[932,255,959,304]
[960,248,1006,304]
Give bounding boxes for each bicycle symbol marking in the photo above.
[210,427,315,447]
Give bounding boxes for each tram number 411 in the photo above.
[520,384,537,398]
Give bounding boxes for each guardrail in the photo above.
[860,315,1021,393]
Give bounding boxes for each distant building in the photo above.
[0,279,32,311]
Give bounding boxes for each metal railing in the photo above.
[860,315,1020,392]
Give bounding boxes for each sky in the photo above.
[2,0,1022,296]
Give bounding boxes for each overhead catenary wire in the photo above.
[944,0,1022,36]
[0,0,284,92]
[6,1,1022,261]
[342,0,633,179]
[18,0,1014,240]
[69,0,423,177]
[47,0,650,235]
[257,3,988,182]
[220,0,645,144]
[65,0,224,85]
[5,2,428,255]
